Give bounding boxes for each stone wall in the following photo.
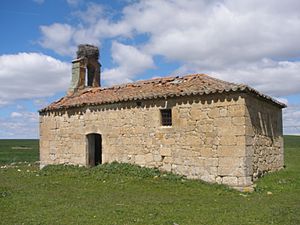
[244,95,284,180]
[40,93,276,188]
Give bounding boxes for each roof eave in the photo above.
[39,87,286,114]
[240,85,287,108]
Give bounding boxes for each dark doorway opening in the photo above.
[87,133,102,166]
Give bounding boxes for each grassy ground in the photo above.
[0,137,299,225]
[0,139,39,164]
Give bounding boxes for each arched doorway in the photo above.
[86,133,102,166]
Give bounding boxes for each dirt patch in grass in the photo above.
[11,146,33,150]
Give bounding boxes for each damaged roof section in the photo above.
[40,74,286,112]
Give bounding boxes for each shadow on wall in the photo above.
[41,92,241,118]
[246,96,283,139]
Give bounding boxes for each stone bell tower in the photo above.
[68,44,101,94]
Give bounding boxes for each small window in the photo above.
[161,109,172,126]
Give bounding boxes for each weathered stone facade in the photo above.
[39,45,285,190]
[40,92,284,189]
[245,95,284,181]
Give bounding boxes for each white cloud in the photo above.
[0,53,70,105]
[0,111,39,139]
[125,0,300,67]
[214,59,300,97]
[38,0,300,98]
[283,104,300,135]
[39,3,131,56]
[174,58,300,97]
[0,99,9,107]
[40,23,76,56]
[72,2,105,25]
[102,42,154,85]
[11,112,22,118]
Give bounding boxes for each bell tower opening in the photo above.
[68,44,101,94]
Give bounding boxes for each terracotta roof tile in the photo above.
[40,74,286,112]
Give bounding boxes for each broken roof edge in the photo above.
[39,74,286,113]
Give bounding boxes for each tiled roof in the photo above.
[40,74,286,112]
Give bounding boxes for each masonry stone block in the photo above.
[222,176,238,186]
[219,108,228,117]
[219,135,237,146]
[218,157,244,176]
[40,90,284,190]
[218,146,245,157]
[160,148,172,157]
[208,108,220,118]
[135,155,146,165]
[161,163,172,171]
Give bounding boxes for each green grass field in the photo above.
[0,136,299,225]
[0,139,39,164]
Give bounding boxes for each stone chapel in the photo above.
[39,44,285,190]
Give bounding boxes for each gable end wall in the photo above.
[244,94,284,180]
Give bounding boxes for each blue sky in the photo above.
[0,0,300,138]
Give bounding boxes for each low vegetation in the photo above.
[0,136,299,225]
[0,139,39,164]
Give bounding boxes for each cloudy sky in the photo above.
[0,0,300,138]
